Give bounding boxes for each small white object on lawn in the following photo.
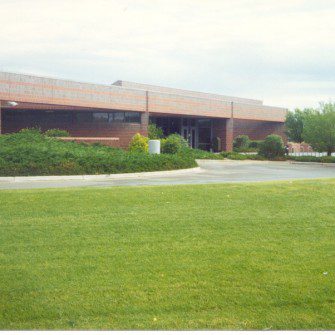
[148,140,161,154]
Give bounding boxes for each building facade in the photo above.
[0,72,287,151]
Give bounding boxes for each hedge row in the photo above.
[289,155,335,163]
[0,129,197,176]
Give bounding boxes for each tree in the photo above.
[233,135,250,149]
[148,123,164,140]
[302,103,335,156]
[285,108,314,143]
[161,134,189,154]
[258,134,285,159]
[128,133,148,153]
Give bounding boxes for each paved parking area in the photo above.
[0,160,335,190]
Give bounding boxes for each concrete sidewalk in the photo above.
[0,166,201,183]
[0,159,334,190]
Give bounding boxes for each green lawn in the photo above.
[0,180,334,330]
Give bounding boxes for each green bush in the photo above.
[15,127,42,139]
[258,135,285,159]
[234,146,259,153]
[44,129,70,137]
[289,156,321,162]
[219,151,266,161]
[0,129,198,176]
[161,134,189,154]
[148,123,164,139]
[178,147,223,160]
[129,133,148,153]
[289,155,335,163]
[250,140,263,149]
[321,156,335,163]
[219,151,230,158]
[226,152,249,160]
[233,135,250,150]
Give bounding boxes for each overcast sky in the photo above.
[1,0,334,109]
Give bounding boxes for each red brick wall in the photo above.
[233,119,287,142]
[1,108,286,150]
[212,118,226,151]
[212,118,286,151]
[211,118,233,151]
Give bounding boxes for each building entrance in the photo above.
[149,116,212,151]
[181,118,197,148]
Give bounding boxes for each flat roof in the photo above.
[113,80,263,106]
[0,71,287,122]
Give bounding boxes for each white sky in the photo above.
[1,0,334,109]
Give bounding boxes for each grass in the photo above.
[0,180,335,330]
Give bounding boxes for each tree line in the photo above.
[285,102,335,156]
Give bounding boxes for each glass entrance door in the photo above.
[181,118,197,148]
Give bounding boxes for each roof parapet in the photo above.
[113,80,263,106]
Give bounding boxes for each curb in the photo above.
[198,158,335,167]
[288,161,335,167]
[0,167,202,183]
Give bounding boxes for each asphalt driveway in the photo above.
[0,159,335,190]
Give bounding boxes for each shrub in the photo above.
[0,130,198,176]
[148,123,164,139]
[286,155,335,163]
[234,146,259,153]
[19,127,41,135]
[233,135,250,149]
[249,140,263,149]
[14,128,44,141]
[178,147,223,160]
[129,133,148,153]
[226,152,249,160]
[321,156,335,163]
[245,154,267,161]
[44,129,70,137]
[289,156,321,163]
[219,151,230,158]
[219,151,266,161]
[258,134,285,159]
[161,134,189,154]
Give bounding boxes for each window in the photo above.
[46,111,73,123]
[3,110,17,121]
[76,111,141,124]
[183,128,188,140]
[198,127,211,144]
[113,112,125,122]
[4,110,73,123]
[77,112,92,123]
[93,112,108,122]
[198,118,212,151]
[125,112,141,123]
[198,119,212,128]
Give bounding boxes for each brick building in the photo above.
[0,72,287,151]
